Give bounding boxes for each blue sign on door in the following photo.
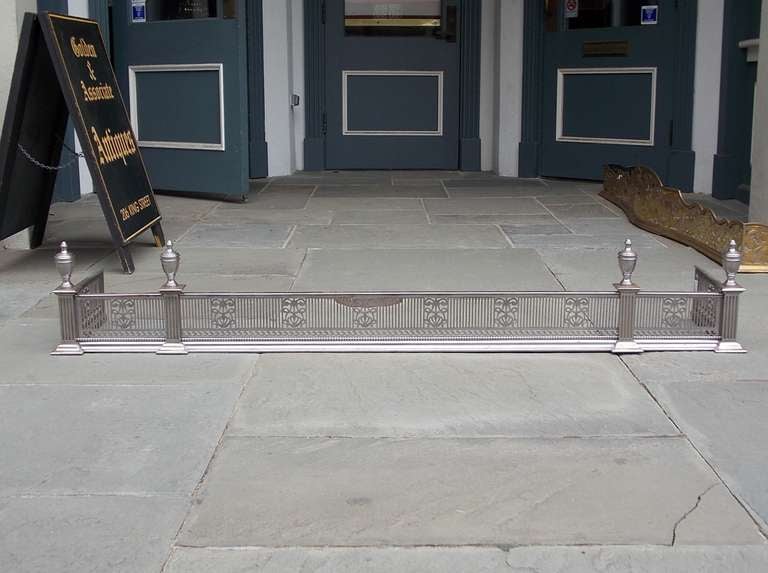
[641,5,658,25]
[132,3,146,23]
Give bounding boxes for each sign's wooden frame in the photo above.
[0,12,164,273]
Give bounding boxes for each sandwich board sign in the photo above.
[0,12,164,273]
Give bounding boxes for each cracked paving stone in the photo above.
[672,484,764,545]
[177,437,759,547]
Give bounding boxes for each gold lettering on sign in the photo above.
[119,194,153,222]
[78,60,114,102]
[90,127,137,166]
[81,80,115,102]
[70,37,98,58]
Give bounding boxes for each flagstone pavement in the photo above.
[1,172,767,572]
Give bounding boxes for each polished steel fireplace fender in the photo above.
[51,239,746,355]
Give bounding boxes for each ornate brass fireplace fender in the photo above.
[599,165,768,273]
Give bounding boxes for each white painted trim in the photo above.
[556,67,657,146]
[342,70,444,136]
[692,0,725,196]
[263,0,295,176]
[291,0,305,171]
[128,63,226,151]
[480,0,499,171]
[67,0,94,197]
[497,0,523,177]
[750,0,768,221]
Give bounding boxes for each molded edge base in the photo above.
[156,342,189,355]
[612,340,644,354]
[51,342,84,356]
[715,341,747,353]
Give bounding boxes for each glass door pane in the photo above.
[345,1,444,36]
[145,0,217,21]
[545,0,660,32]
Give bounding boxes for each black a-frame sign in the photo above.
[0,12,164,273]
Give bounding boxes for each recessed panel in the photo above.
[344,71,443,135]
[558,68,656,145]
[131,65,224,149]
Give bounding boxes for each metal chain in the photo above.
[17,141,85,172]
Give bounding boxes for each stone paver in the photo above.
[508,233,666,251]
[646,381,768,528]
[0,319,257,384]
[500,222,571,235]
[166,547,510,573]
[1,172,766,572]
[307,196,423,210]
[96,246,307,276]
[331,209,430,224]
[0,496,189,573]
[223,186,314,209]
[443,178,546,188]
[229,354,675,438]
[0,383,242,494]
[444,187,549,198]
[535,193,600,205]
[505,546,768,572]
[291,248,561,290]
[545,203,620,218]
[424,197,547,215]
[43,216,195,247]
[178,436,759,547]
[538,244,724,290]
[163,546,768,573]
[313,183,448,197]
[178,222,293,248]
[202,206,334,225]
[430,213,559,224]
[674,484,764,545]
[0,283,53,323]
[287,224,509,249]
[0,245,111,280]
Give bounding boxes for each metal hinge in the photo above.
[322,112,327,134]
[321,1,326,24]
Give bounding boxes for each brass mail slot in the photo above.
[583,41,630,57]
[344,18,440,27]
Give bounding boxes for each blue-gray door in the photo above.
[324,0,459,169]
[112,0,250,198]
[541,1,677,181]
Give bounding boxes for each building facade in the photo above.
[2,1,766,222]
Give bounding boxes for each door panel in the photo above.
[541,0,676,180]
[324,0,459,169]
[112,0,249,198]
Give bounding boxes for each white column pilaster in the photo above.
[263,0,296,176]
[691,0,724,196]
[750,0,768,222]
[496,0,523,177]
